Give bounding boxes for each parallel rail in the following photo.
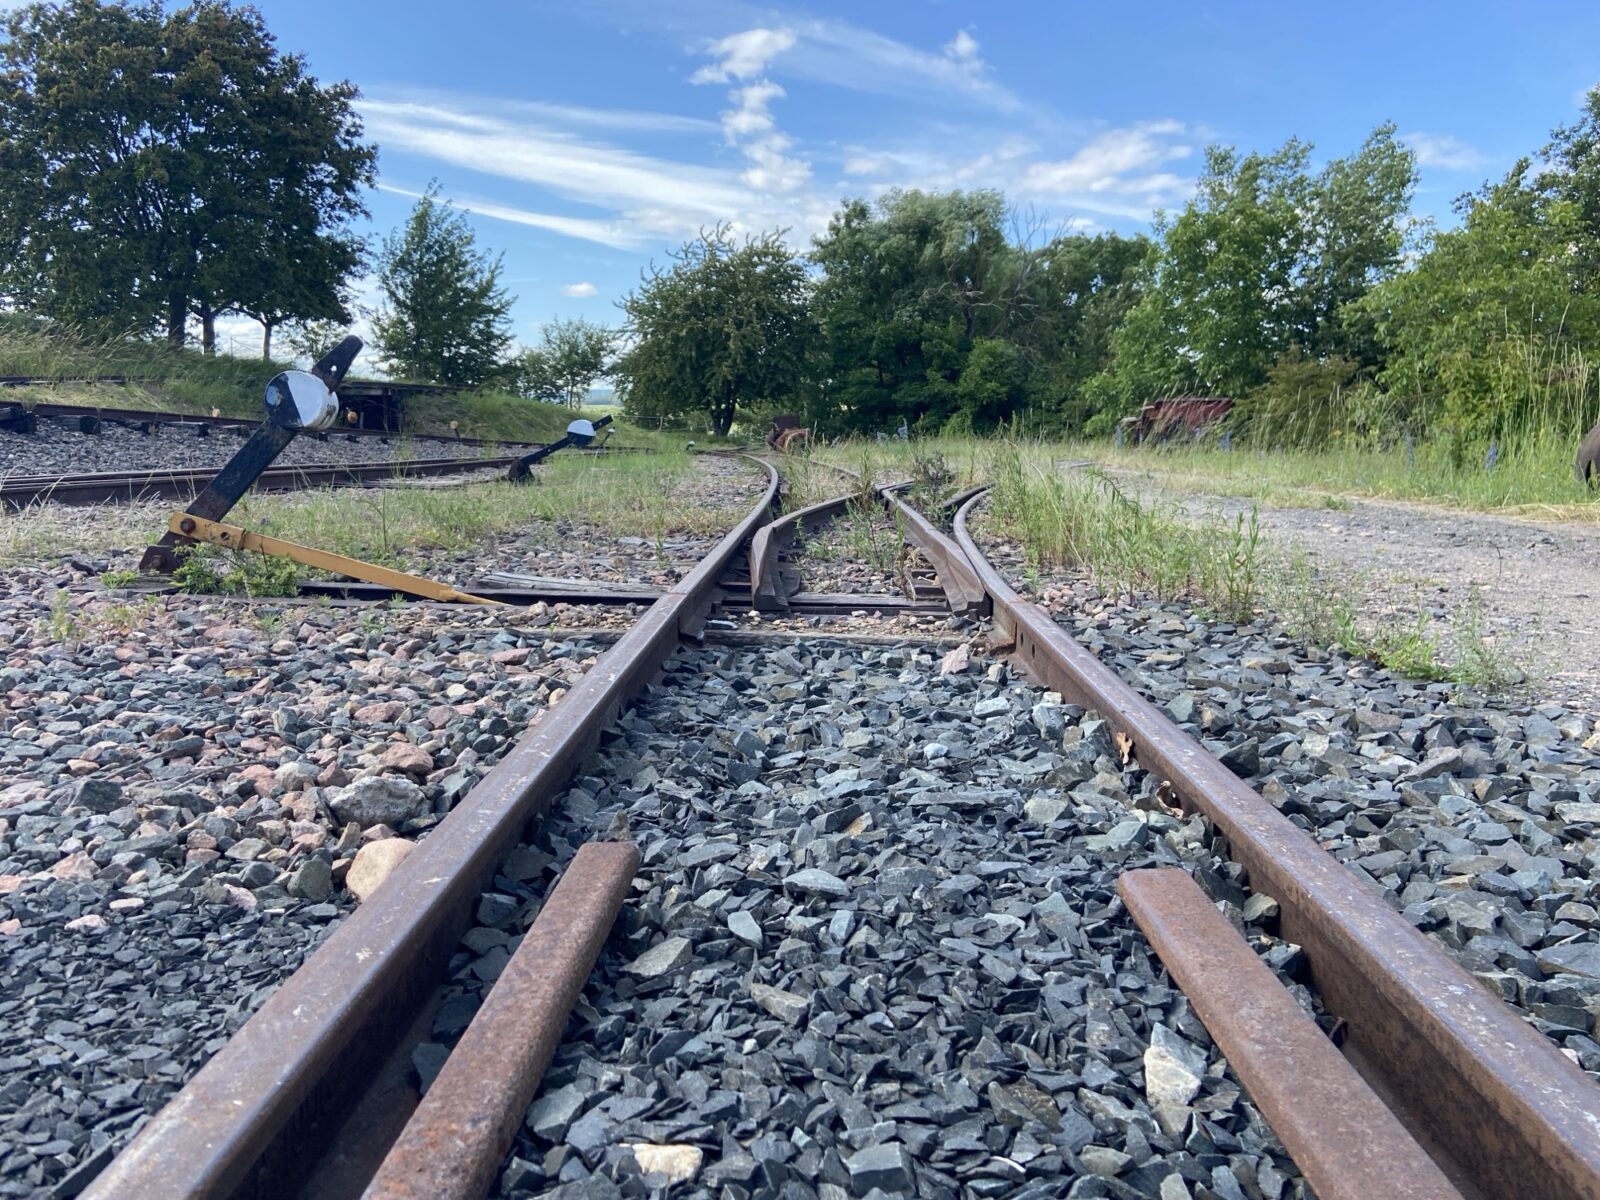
[82,459,782,1200]
[0,456,518,509]
[2,398,543,448]
[949,489,1600,1200]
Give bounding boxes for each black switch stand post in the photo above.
[507,415,613,482]
[139,337,362,573]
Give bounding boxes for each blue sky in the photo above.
[236,0,1600,359]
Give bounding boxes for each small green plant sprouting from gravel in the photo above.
[47,590,80,643]
[908,448,954,505]
[173,545,300,597]
[100,568,138,589]
[986,445,1266,622]
[1448,589,1524,692]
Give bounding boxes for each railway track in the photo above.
[0,397,543,449]
[18,460,1600,1199]
[0,456,521,510]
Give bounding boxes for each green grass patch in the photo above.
[1091,434,1600,517]
[220,448,733,569]
[985,445,1264,622]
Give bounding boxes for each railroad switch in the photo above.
[137,336,511,605]
[139,337,361,573]
[508,415,612,481]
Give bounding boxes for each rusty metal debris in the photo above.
[764,413,810,452]
[363,841,639,1200]
[1118,868,1463,1200]
[951,489,1600,1200]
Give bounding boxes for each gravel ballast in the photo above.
[0,413,530,479]
[417,639,1314,1200]
[0,579,607,1197]
[972,518,1600,1086]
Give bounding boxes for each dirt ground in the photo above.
[1107,467,1600,715]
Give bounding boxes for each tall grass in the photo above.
[1150,336,1600,513]
[985,444,1264,620]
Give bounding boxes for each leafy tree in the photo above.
[280,317,348,364]
[615,227,815,437]
[811,189,1038,431]
[513,318,614,407]
[1089,127,1415,410]
[1354,163,1600,439]
[0,0,374,349]
[1538,86,1600,287]
[372,182,515,387]
[509,346,562,405]
[1017,231,1150,430]
[1296,123,1417,362]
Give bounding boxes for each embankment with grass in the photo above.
[0,317,624,445]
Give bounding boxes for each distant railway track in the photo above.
[0,455,519,510]
[0,395,547,449]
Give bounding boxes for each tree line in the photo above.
[618,96,1600,447]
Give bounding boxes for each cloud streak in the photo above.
[1402,131,1488,171]
[693,29,811,194]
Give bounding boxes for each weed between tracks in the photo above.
[985,446,1265,622]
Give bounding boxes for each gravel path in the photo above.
[787,504,918,597]
[1099,465,1600,712]
[0,414,526,478]
[420,638,1311,1200]
[971,510,1600,1090]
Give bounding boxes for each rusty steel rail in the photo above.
[951,490,1600,1200]
[83,459,779,1200]
[363,841,639,1200]
[880,481,985,612]
[1119,869,1463,1200]
[748,491,857,608]
[1,456,517,509]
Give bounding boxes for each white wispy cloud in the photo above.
[1019,121,1195,213]
[367,98,833,250]
[562,282,599,298]
[690,27,796,83]
[377,181,648,250]
[789,18,1018,112]
[364,100,751,235]
[693,31,811,194]
[944,30,980,62]
[1402,131,1488,171]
